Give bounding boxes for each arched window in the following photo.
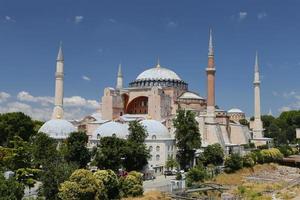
[152,135,156,140]
[112,133,116,137]
[97,134,100,139]
[156,155,160,161]
[149,146,153,151]
[156,146,160,152]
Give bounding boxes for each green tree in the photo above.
[242,154,255,168]
[39,159,78,200]
[94,137,127,171]
[224,153,243,173]
[173,109,201,170]
[165,157,179,170]
[123,121,150,171]
[202,143,224,166]
[32,132,58,167]
[120,172,143,197]
[65,132,91,168]
[239,119,249,127]
[5,136,32,171]
[15,168,41,189]
[58,169,105,200]
[0,173,24,200]
[186,165,208,187]
[0,112,35,146]
[94,170,120,199]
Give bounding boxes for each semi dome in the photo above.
[38,119,77,139]
[228,108,244,113]
[140,119,171,139]
[179,91,205,100]
[92,121,128,140]
[136,64,181,81]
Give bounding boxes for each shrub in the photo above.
[94,169,120,199]
[242,154,255,168]
[120,172,143,197]
[186,165,208,186]
[224,154,243,173]
[260,148,283,163]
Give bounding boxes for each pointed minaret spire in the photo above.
[206,28,216,122]
[255,51,259,72]
[253,51,263,139]
[57,41,64,61]
[52,42,65,119]
[208,28,214,56]
[118,63,122,77]
[156,57,161,68]
[116,63,123,90]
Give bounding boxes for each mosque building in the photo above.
[39,29,269,174]
[81,29,252,153]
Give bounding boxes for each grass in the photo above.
[122,191,171,200]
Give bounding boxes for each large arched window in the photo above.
[149,146,153,151]
[152,135,156,140]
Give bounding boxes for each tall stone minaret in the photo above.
[116,64,123,90]
[206,29,216,121]
[52,43,64,119]
[253,52,263,138]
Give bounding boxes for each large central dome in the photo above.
[136,64,181,81]
[129,63,187,89]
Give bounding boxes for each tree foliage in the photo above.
[0,112,35,146]
[165,157,179,170]
[173,109,201,170]
[94,170,120,199]
[0,173,24,200]
[224,153,243,173]
[94,137,127,172]
[59,169,103,200]
[202,143,224,166]
[65,132,91,168]
[186,165,208,186]
[120,172,143,198]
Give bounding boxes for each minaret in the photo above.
[206,29,216,121]
[253,52,263,138]
[52,43,64,119]
[116,64,123,90]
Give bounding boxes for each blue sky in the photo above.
[0,0,299,120]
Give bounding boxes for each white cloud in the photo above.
[74,16,84,24]
[278,106,291,112]
[82,75,91,81]
[4,16,16,23]
[64,96,99,109]
[167,21,178,28]
[238,12,247,21]
[0,92,10,103]
[257,12,267,20]
[17,91,53,106]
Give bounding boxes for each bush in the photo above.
[242,154,255,168]
[224,154,243,173]
[186,165,208,186]
[94,170,120,199]
[278,145,294,157]
[120,174,143,197]
[260,148,283,163]
[202,144,224,166]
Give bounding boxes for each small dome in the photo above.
[38,119,77,139]
[136,64,181,81]
[228,108,244,113]
[92,121,128,140]
[179,91,204,100]
[140,119,171,139]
